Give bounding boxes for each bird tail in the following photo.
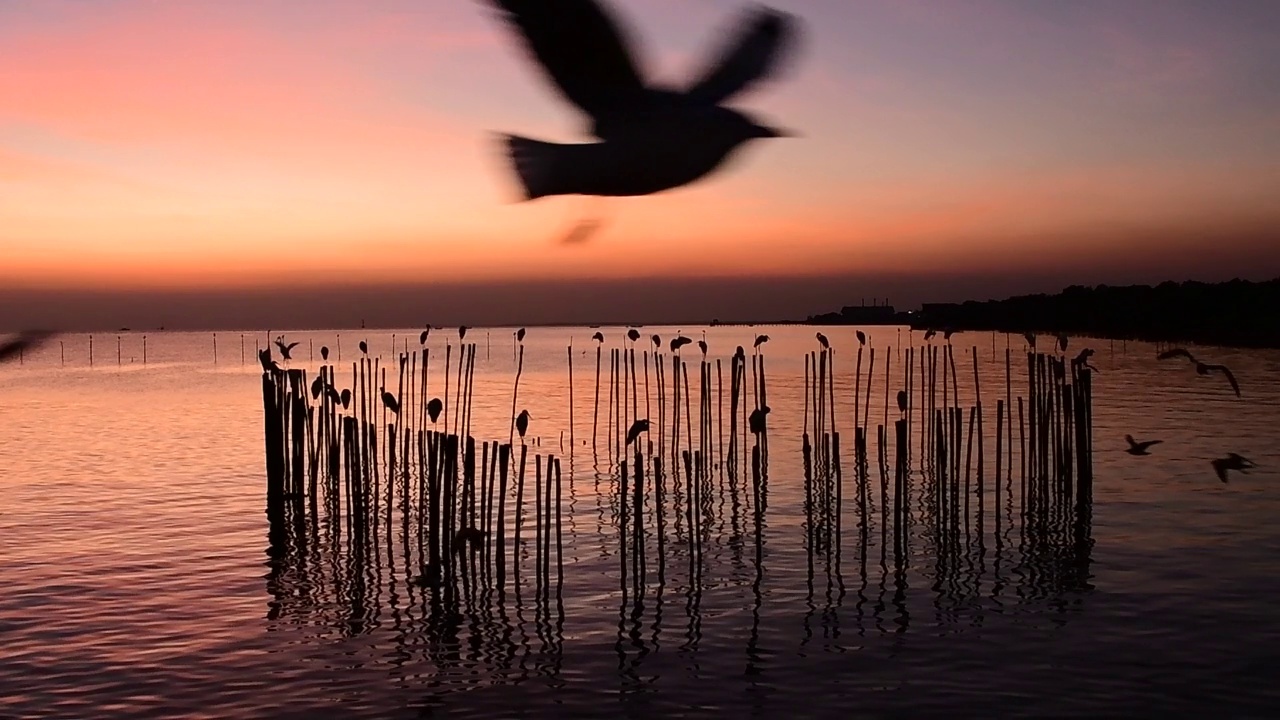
[503,134,567,201]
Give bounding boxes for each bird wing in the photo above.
[487,0,648,122]
[285,342,300,351]
[1157,348,1196,363]
[1137,440,1163,451]
[684,6,796,105]
[1205,364,1241,397]
[1211,459,1228,483]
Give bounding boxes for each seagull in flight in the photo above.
[1124,434,1162,456]
[274,336,300,361]
[485,0,800,200]
[1157,348,1242,397]
[1211,453,1255,483]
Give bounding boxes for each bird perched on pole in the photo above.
[815,332,829,350]
[274,336,300,361]
[592,331,605,344]
[856,330,866,346]
[320,345,330,361]
[381,388,400,415]
[515,409,532,439]
[427,397,443,423]
[484,0,801,201]
[627,328,641,343]
[626,419,650,446]
[749,405,770,434]
[753,334,769,349]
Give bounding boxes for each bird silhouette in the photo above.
[516,327,527,342]
[1124,434,1162,456]
[735,345,746,361]
[257,348,282,374]
[627,328,641,343]
[896,390,907,413]
[310,375,325,400]
[486,0,800,200]
[419,328,431,345]
[427,397,443,423]
[943,329,956,342]
[274,336,300,361]
[0,330,53,364]
[815,332,829,349]
[592,331,605,343]
[1023,332,1036,349]
[697,339,708,355]
[321,345,330,361]
[753,334,769,348]
[855,330,866,346]
[1158,348,1241,397]
[749,405,770,434]
[325,386,342,407]
[381,388,400,415]
[670,335,693,352]
[1056,333,1069,352]
[923,329,937,341]
[1211,453,1255,483]
[459,326,469,340]
[626,418,650,446]
[340,389,352,410]
[358,340,368,355]
[515,409,532,439]
[651,334,661,348]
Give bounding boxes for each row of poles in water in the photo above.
[262,337,1095,619]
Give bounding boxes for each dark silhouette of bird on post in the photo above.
[0,330,53,364]
[358,340,368,355]
[627,328,641,343]
[592,331,605,344]
[485,0,801,201]
[896,390,907,414]
[1023,332,1037,350]
[815,332,829,350]
[515,409,531,439]
[274,336,300,361]
[311,375,325,400]
[943,329,956,342]
[1124,435,1162,456]
[516,327,526,342]
[626,418,649,446]
[381,388,400,415]
[320,345,330,361]
[420,328,431,345]
[697,339,708,356]
[340,389,352,410]
[427,397,443,423]
[753,334,769,349]
[1157,348,1242,397]
[749,405,770,434]
[651,334,661,349]
[735,345,746,361]
[1211,453,1255,483]
[325,386,342,407]
[258,348,283,374]
[670,335,692,353]
[459,326,469,340]
[1056,333,1069,352]
[923,329,937,342]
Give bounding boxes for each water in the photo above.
[3,326,1279,718]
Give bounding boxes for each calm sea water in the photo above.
[2,326,1279,719]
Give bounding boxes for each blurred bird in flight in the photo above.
[484,0,800,241]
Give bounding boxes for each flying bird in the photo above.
[754,334,769,348]
[815,332,829,349]
[749,405,771,434]
[1157,348,1197,363]
[1158,349,1241,397]
[485,0,801,201]
[321,345,330,361]
[515,409,532,439]
[427,397,443,423]
[896,390,907,413]
[0,330,53,364]
[1211,453,1255,483]
[1124,434,1162,456]
[274,337,300,361]
[381,388,400,415]
[627,328,641,342]
[626,418,650,446]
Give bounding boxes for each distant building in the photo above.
[840,305,897,323]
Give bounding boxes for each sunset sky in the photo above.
[3,0,1280,328]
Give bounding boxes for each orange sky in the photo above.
[3,0,1280,315]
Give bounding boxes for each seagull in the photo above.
[943,328,956,342]
[896,390,907,413]
[459,326,469,340]
[310,375,325,400]
[321,345,330,361]
[1158,349,1241,397]
[1211,453,1255,483]
[381,388,400,415]
[1124,434,1162,456]
[515,409,532,439]
[516,327,526,342]
[651,334,661,349]
[627,328,641,343]
[340,389,352,410]
[485,0,800,200]
[748,405,770,434]
[0,330,53,364]
[815,332,829,349]
[257,348,282,374]
[274,336,300,361]
[697,339,708,356]
[754,334,769,348]
[855,330,866,346]
[670,335,693,352]
[592,331,605,344]
[358,340,368,355]
[626,418,650,446]
[922,329,936,342]
[427,397,443,423]
[419,328,431,345]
